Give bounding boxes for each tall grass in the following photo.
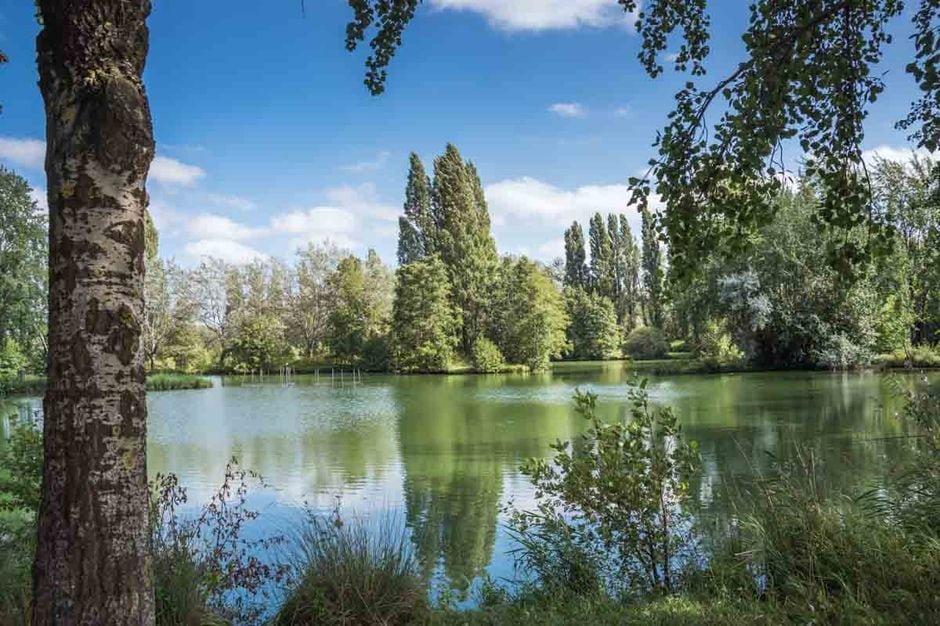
[275,512,427,626]
[147,373,213,391]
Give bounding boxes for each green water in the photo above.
[2,364,934,592]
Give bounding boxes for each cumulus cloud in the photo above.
[183,239,267,265]
[340,151,390,173]
[549,102,587,118]
[428,0,635,31]
[861,145,933,165]
[486,177,632,221]
[186,214,264,241]
[0,137,46,169]
[150,156,205,186]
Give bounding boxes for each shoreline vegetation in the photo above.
[2,377,937,625]
[3,352,940,398]
[3,353,939,398]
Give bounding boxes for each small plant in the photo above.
[275,508,427,626]
[623,327,669,360]
[149,461,289,625]
[471,337,506,373]
[507,379,700,598]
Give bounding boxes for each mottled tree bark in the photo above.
[33,1,155,624]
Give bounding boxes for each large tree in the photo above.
[0,169,47,360]
[430,144,499,353]
[33,1,156,621]
[398,152,434,265]
[588,212,614,298]
[641,207,666,329]
[392,256,459,372]
[563,221,589,289]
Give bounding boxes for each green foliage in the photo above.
[0,168,47,365]
[588,213,614,297]
[722,449,940,623]
[471,337,506,373]
[229,312,287,371]
[398,152,434,265]
[0,339,27,393]
[640,207,665,329]
[392,256,459,372]
[878,345,940,369]
[697,320,745,371]
[565,288,622,361]
[509,381,700,596]
[563,221,589,289]
[146,373,213,392]
[275,512,427,626]
[490,257,569,372]
[623,326,669,360]
[0,417,41,513]
[429,145,500,353]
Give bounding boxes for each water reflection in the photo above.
[2,367,933,592]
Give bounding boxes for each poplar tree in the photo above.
[621,214,641,332]
[641,207,666,329]
[392,256,459,372]
[430,144,499,353]
[398,153,434,265]
[563,221,589,288]
[589,212,614,298]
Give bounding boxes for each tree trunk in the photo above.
[33,1,155,623]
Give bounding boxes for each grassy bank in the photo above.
[1,373,213,396]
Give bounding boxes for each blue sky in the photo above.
[0,0,928,266]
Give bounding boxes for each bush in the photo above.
[275,511,427,626]
[507,380,700,597]
[0,339,28,394]
[623,327,669,360]
[878,344,940,369]
[813,332,873,370]
[472,337,506,373]
[150,463,289,625]
[697,320,745,371]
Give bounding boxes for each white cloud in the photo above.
[0,137,45,169]
[486,177,631,221]
[613,105,633,118]
[150,156,205,186]
[861,145,933,166]
[428,0,635,31]
[183,239,267,265]
[207,193,256,212]
[340,151,390,173]
[324,183,398,221]
[186,214,264,241]
[549,102,587,118]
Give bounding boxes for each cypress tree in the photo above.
[564,221,589,288]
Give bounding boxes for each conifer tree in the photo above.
[564,221,589,288]
[392,256,459,372]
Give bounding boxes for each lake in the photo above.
[1,364,933,596]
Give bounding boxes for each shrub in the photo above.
[697,320,745,371]
[472,337,506,373]
[275,511,427,626]
[813,332,873,370]
[0,339,27,394]
[149,463,290,625]
[507,380,700,597]
[623,327,669,360]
